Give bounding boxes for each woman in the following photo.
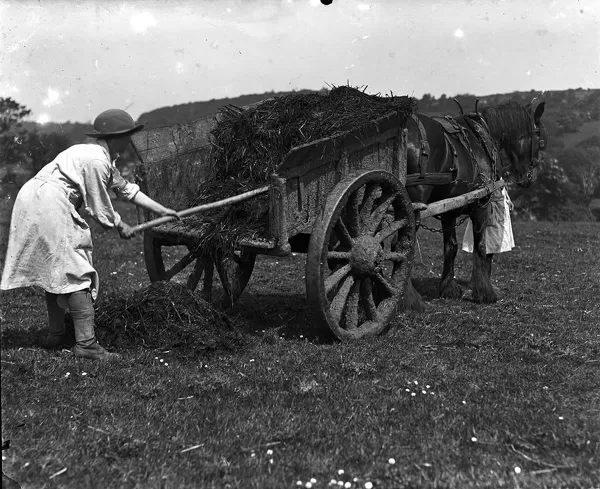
[462,186,515,255]
[1,109,179,361]
[462,186,514,295]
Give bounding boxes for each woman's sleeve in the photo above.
[110,166,141,201]
[80,159,122,228]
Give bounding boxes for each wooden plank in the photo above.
[269,175,291,253]
[419,180,506,220]
[276,111,409,179]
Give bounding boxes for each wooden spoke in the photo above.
[359,183,381,223]
[164,252,196,281]
[200,260,215,302]
[344,280,361,330]
[325,263,352,294]
[374,218,409,242]
[330,275,355,324]
[346,190,361,236]
[327,251,351,262]
[334,219,354,248]
[381,251,407,263]
[368,193,399,233]
[372,271,398,296]
[186,257,205,290]
[360,279,379,321]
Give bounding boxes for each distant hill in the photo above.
[22,121,93,144]
[136,88,328,129]
[18,87,600,221]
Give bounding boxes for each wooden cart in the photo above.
[131,106,504,340]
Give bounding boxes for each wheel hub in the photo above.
[349,235,382,276]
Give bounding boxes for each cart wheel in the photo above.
[144,234,256,310]
[306,170,415,340]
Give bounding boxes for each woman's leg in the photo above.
[68,289,120,361]
[42,292,67,348]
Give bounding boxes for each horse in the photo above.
[402,99,547,309]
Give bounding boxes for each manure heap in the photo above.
[95,282,246,357]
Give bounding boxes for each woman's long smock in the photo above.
[0,140,139,300]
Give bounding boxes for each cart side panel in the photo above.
[131,117,217,213]
[277,112,409,237]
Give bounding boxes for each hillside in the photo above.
[9,87,600,221]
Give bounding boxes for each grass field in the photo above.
[1,200,599,489]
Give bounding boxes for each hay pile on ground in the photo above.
[94,282,247,358]
[170,86,417,254]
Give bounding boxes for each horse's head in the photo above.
[481,101,547,188]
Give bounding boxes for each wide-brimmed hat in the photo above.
[86,109,145,138]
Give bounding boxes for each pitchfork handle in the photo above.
[131,186,270,234]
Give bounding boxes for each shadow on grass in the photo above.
[230,292,336,345]
[0,317,76,350]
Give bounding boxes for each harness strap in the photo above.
[411,114,429,180]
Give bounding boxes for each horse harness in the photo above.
[406,113,502,234]
[405,113,501,189]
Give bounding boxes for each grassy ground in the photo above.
[1,200,599,489]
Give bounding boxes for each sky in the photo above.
[0,0,599,125]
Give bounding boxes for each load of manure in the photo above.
[94,281,247,358]
[146,85,418,256]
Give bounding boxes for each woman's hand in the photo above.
[161,207,180,220]
[117,222,136,239]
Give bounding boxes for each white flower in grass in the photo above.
[514,466,521,474]
[558,416,564,420]
[310,478,317,484]
[426,385,430,389]
[471,437,477,442]
[462,400,466,404]
[414,381,418,385]
[305,483,312,489]
[422,390,427,394]
[296,482,302,487]
[411,392,416,397]
[345,483,351,488]
[164,363,169,366]
[337,482,344,487]
[266,449,273,455]
[338,469,344,475]
[405,389,410,392]
[388,457,395,464]
[251,452,256,458]
[353,478,358,482]
[365,483,373,489]
[269,458,274,464]
[81,372,87,376]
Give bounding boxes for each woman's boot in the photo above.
[68,290,121,361]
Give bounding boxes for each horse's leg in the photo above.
[470,207,498,303]
[401,278,426,312]
[438,213,463,299]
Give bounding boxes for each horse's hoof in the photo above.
[402,294,426,312]
[439,280,463,299]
